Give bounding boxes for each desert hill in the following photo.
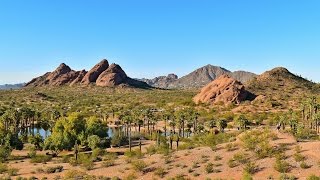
[247,67,317,97]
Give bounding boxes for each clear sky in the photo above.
[0,0,320,84]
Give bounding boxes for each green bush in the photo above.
[102,159,115,167]
[79,154,94,170]
[205,163,214,174]
[27,146,37,158]
[307,175,320,180]
[274,159,290,173]
[30,155,52,163]
[0,163,8,174]
[0,146,11,162]
[7,168,19,176]
[64,170,87,179]
[131,160,147,172]
[279,174,297,180]
[243,162,258,175]
[293,153,305,162]
[242,172,253,180]
[300,161,311,169]
[227,159,238,168]
[154,167,167,178]
[233,152,248,164]
[124,149,143,159]
[45,166,63,174]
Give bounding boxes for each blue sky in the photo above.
[0,0,320,84]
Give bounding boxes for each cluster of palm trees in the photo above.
[300,96,320,134]
[0,107,61,140]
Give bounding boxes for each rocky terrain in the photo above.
[193,74,255,105]
[246,67,318,99]
[141,65,256,89]
[25,59,150,88]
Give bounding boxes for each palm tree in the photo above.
[217,119,227,132]
[237,114,249,130]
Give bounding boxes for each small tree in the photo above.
[87,135,100,150]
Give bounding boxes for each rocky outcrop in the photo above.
[96,64,128,87]
[81,59,109,85]
[25,59,150,89]
[194,75,255,105]
[25,63,80,87]
[70,70,87,86]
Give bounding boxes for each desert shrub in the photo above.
[205,163,214,174]
[243,162,258,175]
[123,173,137,180]
[45,166,63,174]
[111,132,128,147]
[87,135,101,150]
[102,159,115,167]
[300,161,311,169]
[125,149,143,159]
[103,152,118,161]
[191,132,237,150]
[60,155,71,163]
[295,146,302,153]
[91,148,105,161]
[233,152,248,164]
[293,153,305,162]
[295,126,319,140]
[279,174,297,180]
[307,175,320,180]
[154,167,167,178]
[30,155,52,163]
[64,170,87,179]
[227,159,238,168]
[274,159,290,173]
[131,160,147,172]
[0,163,8,173]
[214,155,222,161]
[146,145,157,155]
[242,172,253,180]
[7,168,19,176]
[27,146,37,158]
[226,143,238,152]
[240,129,276,158]
[79,154,94,170]
[0,146,11,162]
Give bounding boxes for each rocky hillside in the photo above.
[142,65,256,89]
[25,59,150,88]
[139,74,178,89]
[247,67,317,96]
[194,75,255,105]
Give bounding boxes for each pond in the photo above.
[20,127,116,139]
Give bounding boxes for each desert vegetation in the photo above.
[0,86,319,179]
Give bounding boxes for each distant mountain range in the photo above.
[0,83,25,90]
[139,64,257,89]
